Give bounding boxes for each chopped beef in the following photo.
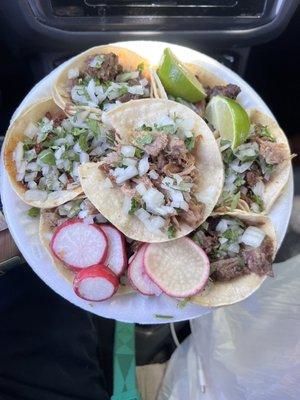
[53,113,67,128]
[163,163,182,175]
[170,215,181,230]
[82,199,98,215]
[121,182,136,196]
[101,151,120,166]
[118,93,141,103]
[211,257,245,281]
[84,53,122,82]
[258,140,287,165]
[167,136,187,156]
[245,169,260,187]
[178,164,195,176]
[206,84,241,101]
[157,153,168,171]
[242,237,274,277]
[43,211,66,229]
[34,143,43,154]
[144,133,168,157]
[179,200,205,228]
[45,112,52,120]
[99,163,110,174]
[194,100,206,117]
[201,233,219,254]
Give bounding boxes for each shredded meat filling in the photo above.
[179,200,205,228]
[84,53,122,82]
[205,84,241,101]
[144,133,168,157]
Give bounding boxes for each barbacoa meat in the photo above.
[118,93,141,103]
[201,233,219,254]
[211,257,245,281]
[245,169,260,187]
[144,133,168,157]
[206,84,241,101]
[179,200,205,228]
[85,53,122,82]
[167,136,187,156]
[258,139,287,165]
[242,237,274,277]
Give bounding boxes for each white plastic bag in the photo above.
[158,255,300,400]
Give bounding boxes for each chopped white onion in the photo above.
[58,173,68,185]
[55,146,65,160]
[134,208,150,223]
[228,243,240,253]
[68,68,79,79]
[230,160,253,174]
[122,158,137,167]
[148,216,165,232]
[115,165,138,184]
[86,79,99,106]
[122,196,132,215]
[24,189,47,202]
[216,219,228,233]
[121,145,136,158]
[142,188,164,210]
[83,216,94,225]
[24,172,37,182]
[128,85,144,95]
[241,226,266,248]
[252,181,265,198]
[78,210,88,218]
[28,181,37,189]
[149,170,159,180]
[136,183,147,195]
[138,156,149,176]
[80,152,89,163]
[25,122,39,139]
[155,205,176,216]
[219,237,228,245]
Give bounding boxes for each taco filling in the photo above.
[217,123,289,212]
[99,115,205,237]
[68,53,150,111]
[192,215,274,281]
[13,109,115,203]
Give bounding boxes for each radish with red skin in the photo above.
[73,264,119,301]
[50,219,108,271]
[144,238,210,298]
[101,224,127,276]
[128,244,162,296]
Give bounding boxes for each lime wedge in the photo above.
[205,95,250,149]
[157,48,206,103]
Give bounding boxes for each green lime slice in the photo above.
[205,95,250,149]
[157,48,206,103]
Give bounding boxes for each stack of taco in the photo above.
[3,44,292,307]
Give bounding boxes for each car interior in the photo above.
[0,0,299,397]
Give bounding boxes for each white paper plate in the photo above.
[0,41,293,324]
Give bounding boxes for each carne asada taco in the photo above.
[215,109,291,213]
[39,196,133,296]
[154,49,291,212]
[79,98,224,243]
[191,211,276,306]
[3,97,117,208]
[52,45,154,114]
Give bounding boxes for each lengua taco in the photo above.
[39,196,133,300]
[191,211,276,307]
[3,97,116,208]
[79,98,224,243]
[154,49,291,213]
[52,45,155,114]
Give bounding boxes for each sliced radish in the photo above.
[128,244,162,296]
[50,219,108,270]
[73,264,119,301]
[144,238,210,298]
[101,224,127,276]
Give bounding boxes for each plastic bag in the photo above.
[158,255,300,400]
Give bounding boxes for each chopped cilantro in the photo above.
[27,207,40,218]
[235,175,245,187]
[136,133,154,146]
[23,138,35,151]
[134,147,144,158]
[129,197,141,215]
[86,118,100,135]
[184,133,196,151]
[223,228,240,242]
[138,124,152,132]
[38,149,56,165]
[260,126,275,142]
[155,314,174,320]
[251,193,264,211]
[222,147,235,164]
[167,225,176,239]
[178,297,191,309]
[78,132,89,152]
[137,62,144,72]
[230,191,240,211]
[106,131,115,146]
[72,127,86,137]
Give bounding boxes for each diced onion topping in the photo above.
[241,226,266,248]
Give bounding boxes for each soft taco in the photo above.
[154,49,292,213]
[191,211,276,307]
[3,97,116,208]
[79,98,224,243]
[39,196,133,299]
[52,45,155,114]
